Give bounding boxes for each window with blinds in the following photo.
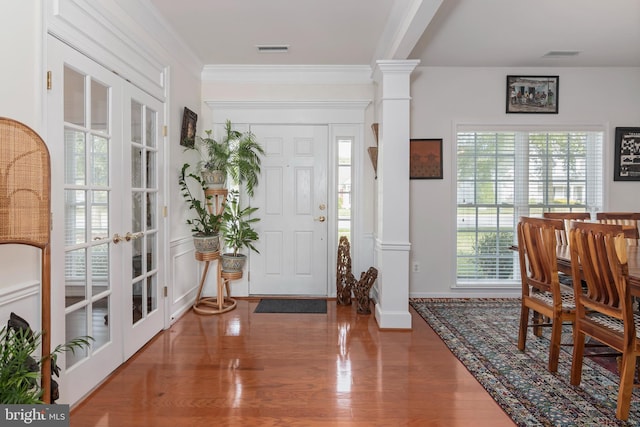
[456,128,603,285]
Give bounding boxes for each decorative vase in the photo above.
[221,253,246,273]
[201,170,225,189]
[193,233,220,253]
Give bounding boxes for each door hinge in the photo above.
[162,206,168,217]
[163,286,168,297]
[163,125,167,137]
[46,71,52,90]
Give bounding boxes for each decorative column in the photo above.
[373,60,419,329]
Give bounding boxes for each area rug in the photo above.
[410,298,640,426]
[254,298,327,313]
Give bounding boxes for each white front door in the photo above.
[249,125,328,296]
[47,37,165,404]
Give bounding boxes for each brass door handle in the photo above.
[125,231,144,241]
[112,233,123,244]
[314,216,326,223]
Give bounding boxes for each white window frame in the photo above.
[454,124,604,288]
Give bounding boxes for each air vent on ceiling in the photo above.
[543,51,581,58]
[257,45,290,53]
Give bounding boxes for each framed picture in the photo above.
[410,139,442,179]
[506,75,559,114]
[614,127,640,181]
[180,107,197,147]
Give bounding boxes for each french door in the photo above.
[249,124,329,295]
[47,37,165,404]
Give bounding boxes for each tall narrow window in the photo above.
[456,128,603,285]
[338,137,352,241]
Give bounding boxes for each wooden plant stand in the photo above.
[192,188,243,315]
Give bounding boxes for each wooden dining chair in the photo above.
[543,212,591,245]
[596,212,640,246]
[568,221,639,420]
[517,216,576,372]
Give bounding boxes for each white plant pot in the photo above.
[193,233,220,253]
[201,170,225,189]
[221,253,246,273]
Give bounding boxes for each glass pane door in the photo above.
[63,65,114,368]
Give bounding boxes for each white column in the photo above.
[373,60,419,329]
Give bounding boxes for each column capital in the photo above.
[375,59,420,75]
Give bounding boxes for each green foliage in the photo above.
[188,120,265,197]
[220,190,260,256]
[0,325,92,404]
[179,163,222,236]
[473,231,515,279]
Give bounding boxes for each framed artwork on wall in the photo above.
[410,139,443,179]
[506,75,559,114]
[614,127,640,181]
[180,107,197,147]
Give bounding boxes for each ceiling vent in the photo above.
[543,51,581,58]
[257,45,290,53]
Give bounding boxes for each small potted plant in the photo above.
[187,120,265,196]
[179,163,222,253]
[0,313,92,404]
[219,190,260,274]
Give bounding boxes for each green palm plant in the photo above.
[196,120,265,197]
[179,163,222,236]
[220,190,260,257]
[0,315,92,404]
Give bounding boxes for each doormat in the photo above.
[254,299,327,313]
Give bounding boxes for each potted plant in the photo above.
[179,163,222,253]
[1,313,92,404]
[219,190,260,274]
[189,120,265,196]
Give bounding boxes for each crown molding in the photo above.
[201,64,373,84]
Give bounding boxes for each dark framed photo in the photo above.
[506,75,559,114]
[180,107,197,147]
[410,139,442,179]
[614,127,640,181]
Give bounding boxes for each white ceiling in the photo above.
[149,0,640,67]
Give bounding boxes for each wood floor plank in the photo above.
[70,299,514,426]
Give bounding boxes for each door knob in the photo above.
[112,233,123,244]
[125,231,145,241]
[314,216,326,222]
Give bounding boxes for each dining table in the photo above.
[555,244,640,296]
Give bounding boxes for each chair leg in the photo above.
[533,311,544,337]
[518,304,529,351]
[570,331,586,386]
[548,315,562,372]
[616,351,636,421]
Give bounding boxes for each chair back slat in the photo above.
[569,222,630,320]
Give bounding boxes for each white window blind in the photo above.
[456,128,603,285]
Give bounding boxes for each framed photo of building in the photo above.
[180,107,197,147]
[506,75,559,114]
[410,139,443,179]
[614,127,640,181]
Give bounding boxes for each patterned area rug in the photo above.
[410,298,640,426]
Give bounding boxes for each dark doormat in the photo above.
[254,298,327,313]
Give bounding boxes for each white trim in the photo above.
[205,100,371,126]
[0,281,40,306]
[202,65,373,85]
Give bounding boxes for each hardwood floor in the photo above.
[70,299,514,426]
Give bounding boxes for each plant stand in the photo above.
[192,188,243,315]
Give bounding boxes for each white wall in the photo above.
[0,1,46,328]
[409,66,640,297]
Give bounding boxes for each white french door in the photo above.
[249,125,328,295]
[47,36,165,404]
